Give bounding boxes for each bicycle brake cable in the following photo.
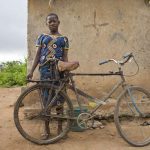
[123,57,139,77]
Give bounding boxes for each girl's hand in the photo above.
[27,72,33,79]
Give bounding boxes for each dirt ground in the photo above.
[0,87,150,150]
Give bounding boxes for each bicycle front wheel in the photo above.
[14,83,73,145]
[114,86,150,147]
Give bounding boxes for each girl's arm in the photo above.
[27,47,41,79]
[62,49,68,62]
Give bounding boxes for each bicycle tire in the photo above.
[114,86,150,147]
[14,83,73,145]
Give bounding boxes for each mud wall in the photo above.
[28,0,150,97]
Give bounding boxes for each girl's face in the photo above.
[46,15,60,33]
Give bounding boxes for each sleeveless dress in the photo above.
[36,33,69,80]
[36,33,69,106]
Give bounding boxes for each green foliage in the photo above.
[0,59,27,87]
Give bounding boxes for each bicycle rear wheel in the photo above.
[114,86,150,147]
[14,83,73,145]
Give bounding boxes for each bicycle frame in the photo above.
[41,71,123,112]
[41,69,143,122]
[68,71,126,114]
[68,72,144,117]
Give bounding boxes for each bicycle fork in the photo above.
[126,87,144,116]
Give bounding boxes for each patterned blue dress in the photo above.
[36,33,69,106]
[36,33,69,79]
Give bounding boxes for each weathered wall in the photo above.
[28,0,150,97]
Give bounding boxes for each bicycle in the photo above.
[14,52,150,146]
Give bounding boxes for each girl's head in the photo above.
[46,13,60,33]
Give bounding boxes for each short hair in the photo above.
[46,13,59,20]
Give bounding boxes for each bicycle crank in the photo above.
[77,113,94,129]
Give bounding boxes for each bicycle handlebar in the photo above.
[123,52,132,59]
[99,60,111,65]
[99,52,133,66]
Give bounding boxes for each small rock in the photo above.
[99,125,105,129]
[9,104,14,107]
[92,121,105,129]
[109,133,115,136]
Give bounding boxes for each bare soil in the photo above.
[0,87,149,150]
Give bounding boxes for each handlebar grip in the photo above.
[123,52,132,59]
[99,60,110,65]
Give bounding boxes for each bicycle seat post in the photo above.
[69,75,83,112]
